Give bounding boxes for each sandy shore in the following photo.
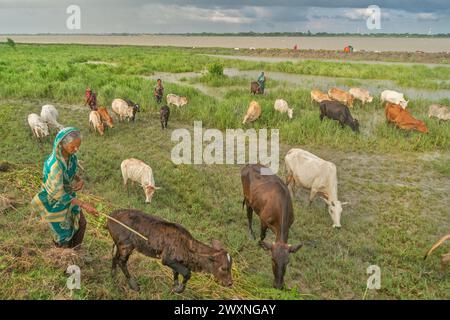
[2,35,450,52]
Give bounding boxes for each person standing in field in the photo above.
[154,79,164,104]
[257,72,266,94]
[85,87,98,110]
[30,128,99,249]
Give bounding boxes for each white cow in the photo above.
[428,104,450,121]
[27,114,49,139]
[112,98,135,122]
[166,94,188,107]
[380,90,408,109]
[274,99,293,119]
[89,111,104,136]
[121,158,160,203]
[40,105,64,131]
[349,88,373,106]
[285,148,348,228]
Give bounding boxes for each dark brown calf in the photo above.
[107,209,233,293]
[251,81,261,95]
[241,164,302,289]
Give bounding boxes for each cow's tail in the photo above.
[424,233,450,260]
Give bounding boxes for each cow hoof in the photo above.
[128,279,140,292]
[172,284,185,294]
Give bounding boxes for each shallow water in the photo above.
[143,67,450,101]
[204,54,450,68]
[223,68,450,101]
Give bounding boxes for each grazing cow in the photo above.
[319,100,359,133]
[310,89,331,104]
[40,105,63,131]
[242,101,262,124]
[121,158,160,203]
[241,164,302,289]
[124,99,141,121]
[89,111,104,136]
[385,102,428,133]
[285,148,348,228]
[424,233,449,273]
[251,82,262,95]
[160,105,170,129]
[428,104,450,121]
[166,94,188,107]
[107,209,233,293]
[97,107,114,129]
[112,98,135,122]
[328,88,354,108]
[27,114,49,139]
[274,99,293,119]
[349,88,373,106]
[381,90,408,109]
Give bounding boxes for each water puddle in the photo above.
[142,68,450,101]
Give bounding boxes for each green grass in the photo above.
[0,44,449,300]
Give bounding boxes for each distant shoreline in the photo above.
[1,35,450,53]
[2,33,450,38]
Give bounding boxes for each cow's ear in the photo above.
[211,239,224,251]
[341,202,350,206]
[259,241,273,251]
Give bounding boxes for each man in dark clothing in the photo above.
[154,79,164,104]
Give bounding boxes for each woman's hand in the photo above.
[72,179,84,192]
[81,203,99,217]
[71,199,99,217]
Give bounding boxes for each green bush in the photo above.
[208,62,224,76]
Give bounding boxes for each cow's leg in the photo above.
[246,203,256,240]
[111,244,119,277]
[162,256,191,293]
[172,270,180,287]
[441,253,450,273]
[319,113,324,121]
[309,189,318,206]
[260,221,268,242]
[116,244,139,291]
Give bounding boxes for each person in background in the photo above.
[85,87,97,110]
[154,79,164,104]
[257,72,266,94]
[31,128,99,249]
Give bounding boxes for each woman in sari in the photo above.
[31,127,98,249]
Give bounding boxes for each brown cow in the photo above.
[310,89,331,104]
[107,209,233,293]
[241,164,302,289]
[97,107,114,129]
[385,102,428,133]
[328,88,354,108]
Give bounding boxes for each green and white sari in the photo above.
[31,127,81,245]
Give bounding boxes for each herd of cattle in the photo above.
[23,82,449,294]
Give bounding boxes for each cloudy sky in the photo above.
[1,0,449,34]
